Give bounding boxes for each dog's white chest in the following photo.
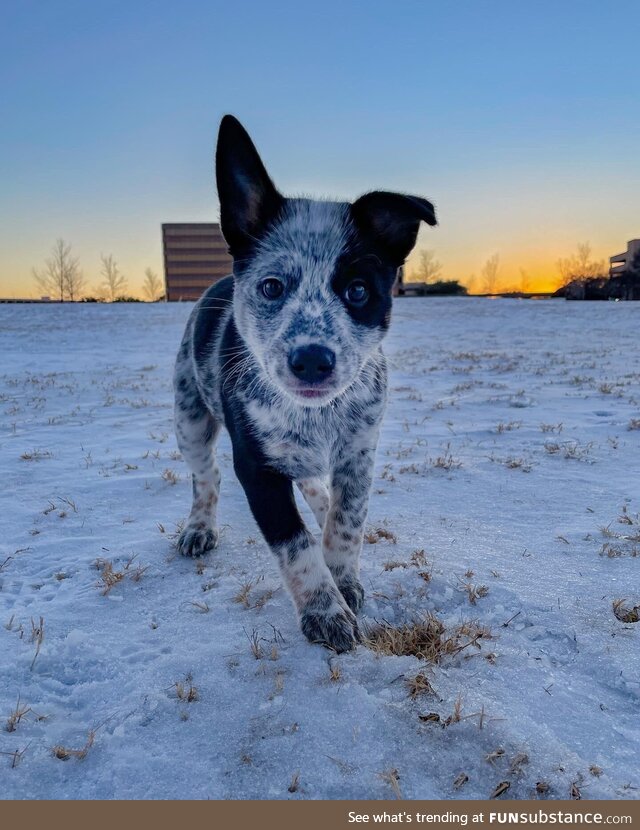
[245,397,333,479]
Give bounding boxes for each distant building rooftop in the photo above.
[609,239,640,277]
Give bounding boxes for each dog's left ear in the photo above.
[351,191,437,267]
[216,115,284,256]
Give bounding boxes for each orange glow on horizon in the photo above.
[405,262,565,295]
[0,238,619,300]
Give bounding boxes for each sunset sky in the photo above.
[1,0,639,297]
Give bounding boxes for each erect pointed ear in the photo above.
[215,115,284,256]
[351,191,437,266]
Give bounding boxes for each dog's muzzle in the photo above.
[288,344,336,385]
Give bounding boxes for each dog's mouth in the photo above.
[275,374,340,405]
[286,382,337,403]
[296,388,330,400]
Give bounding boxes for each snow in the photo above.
[0,297,638,800]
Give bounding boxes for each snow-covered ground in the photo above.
[1,298,638,800]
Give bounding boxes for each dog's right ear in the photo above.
[351,191,437,267]
[215,115,284,257]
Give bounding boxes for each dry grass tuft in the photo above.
[234,577,276,610]
[364,527,397,544]
[490,781,511,799]
[410,549,428,567]
[364,615,491,664]
[418,712,441,723]
[288,771,300,793]
[540,422,563,434]
[444,695,464,726]
[189,600,210,613]
[496,421,521,434]
[94,555,148,595]
[51,730,95,761]
[161,468,180,485]
[234,579,255,607]
[485,747,505,765]
[174,676,199,703]
[378,767,402,799]
[458,580,490,605]
[411,550,433,582]
[328,660,342,683]
[0,744,30,768]
[453,772,469,790]
[430,444,462,470]
[405,672,434,698]
[570,780,582,800]
[95,559,125,595]
[504,457,532,472]
[246,628,263,660]
[20,449,53,461]
[509,752,529,775]
[364,614,444,661]
[618,505,638,525]
[30,616,44,671]
[612,599,639,623]
[5,695,31,733]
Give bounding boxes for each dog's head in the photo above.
[216,115,437,406]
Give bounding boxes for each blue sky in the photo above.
[1,0,639,295]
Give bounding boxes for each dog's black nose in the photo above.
[288,345,336,383]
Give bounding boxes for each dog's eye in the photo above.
[345,280,369,306]
[260,278,284,300]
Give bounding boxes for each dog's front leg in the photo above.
[323,442,377,614]
[296,478,330,529]
[234,458,359,652]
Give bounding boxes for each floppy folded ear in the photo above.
[351,191,437,266]
[215,115,284,256]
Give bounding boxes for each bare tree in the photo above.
[100,254,128,302]
[142,268,163,302]
[65,266,86,301]
[519,268,531,293]
[412,248,443,284]
[32,239,84,301]
[557,242,605,287]
[481,253,500,294]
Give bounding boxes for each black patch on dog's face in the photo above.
[331,250,397,331]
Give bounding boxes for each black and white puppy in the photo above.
[173,115,436,652]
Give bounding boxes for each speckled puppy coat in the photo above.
[173,115,437,651]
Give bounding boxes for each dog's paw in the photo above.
[336,578,365,615]
[300,603,361,653]
[176,525,219,558]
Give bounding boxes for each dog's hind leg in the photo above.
[174,357,222,557]
[174,404,221,557]
[296,478,329,530]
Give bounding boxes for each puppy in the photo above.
[173,115,436,651]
